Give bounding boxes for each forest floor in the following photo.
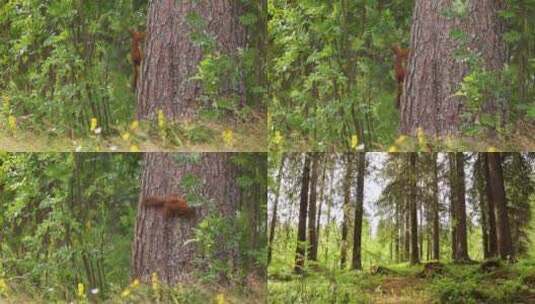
[0,116,266,152]
[0,281,266,303]
[277,122,535,152]
[268,259,535,303]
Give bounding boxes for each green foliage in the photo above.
[268,0,413,150]
[0,153,141,301]
[0,0,147,136]
[0,0,265,147]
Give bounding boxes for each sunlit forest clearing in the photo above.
[0,1,267,152]
[268,153,535,303]
[268,1,535,151]
[0,153,267,303]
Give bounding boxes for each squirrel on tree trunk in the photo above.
[143,195,196,219]
[391,44,410,109]
[129,30,146,92]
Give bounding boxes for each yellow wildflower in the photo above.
[388,146,399,153]
[130,145,140,152]
[351,135,358,150]
[121,132,131,141]
[121,288,131,298]
[90,118,98,132]
[151,272,160,290]
[272,131,283,146]
[2,96,10,114]
[77,282,85,298]
[130,279,140,288]
[0,278,8,295]
[222,129,234,146]
[130,120,139,131]
[215,293,226,304]
[487,146,498,152]
[157,110,166,129]
[417,128,426,148]
[394,135,408,146]
[7,115,16,130]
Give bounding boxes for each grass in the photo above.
[268,259,535,304]
[269,123,535,152]
[0,114,267,152]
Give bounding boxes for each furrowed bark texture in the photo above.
[137,0,246,120]
[400,0,506,135]
[132,153,240,284]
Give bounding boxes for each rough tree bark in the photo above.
[400,0,506,136]
[483,153,498,257]
[137,0,247,120]
[268,155,286,265]
[132,153,240,284]
[486,153,514,260]
[409,153,420,265]
[352,152,366,270]
[476,154,491,259]
[295,154,311,273]
[452,153,470,263]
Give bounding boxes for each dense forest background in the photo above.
[0,153,267,303]
[268,1,535,151]
[0,0,267,151]
[268,152,535,303]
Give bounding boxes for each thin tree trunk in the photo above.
[395,199,400,263]
[307,153,320,261]
[432,153,440,260]
[453,153,470,262]
[476,154,490,259]
[404,196,410,262]
[323,160,336,264]
[295,154,311,273]
[483,153,498,257]
[352,153,365,270]
[486,153,514,260]
[137,0,247,119]
[449,154,458,260]
[340,154,354,269]
[268,155,286,265]
[315,159,328,260]
[409,153,419,264]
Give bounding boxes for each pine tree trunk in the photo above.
[307,153,320,261]
[432,153,440,260]
[476,154,491,259]
[268,155,286,265]
[340,154,354,269]
[315,161,327,257]
[137,0,247,120]
[453,153,470,262]
[295,154,311,273]
[132,153,240,284]
[409,153,419,264]
[352,153,365,270]
[400,0,506,136]
[449,154,458,260]
[483,153,498,257]
[486,153,514,260]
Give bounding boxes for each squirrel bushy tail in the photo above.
[143,195,195,219]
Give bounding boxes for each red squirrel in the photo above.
[392,45,410,109]
[143,195,195,219]
[129,30,146,92]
